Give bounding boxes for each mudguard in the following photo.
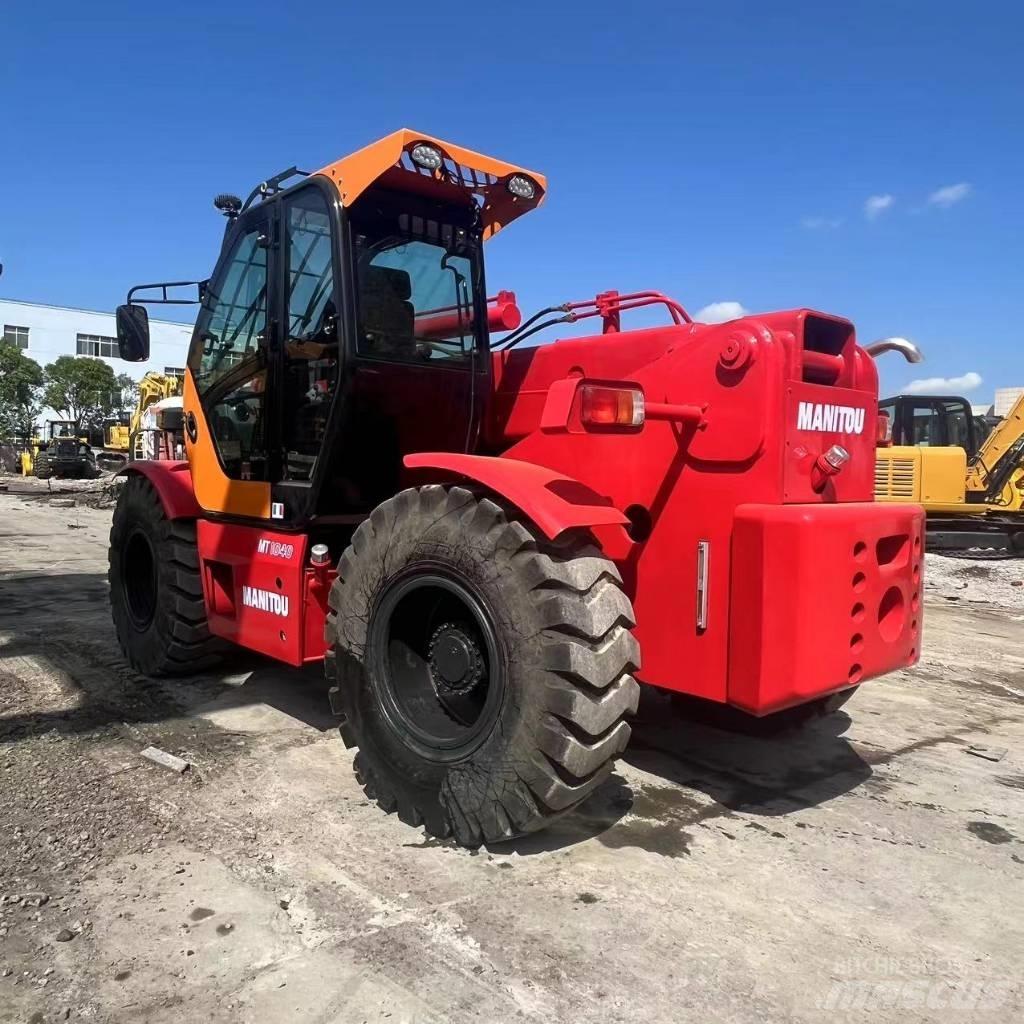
[403,452,628,540]
[118,461,200,520]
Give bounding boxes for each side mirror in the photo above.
[116,304,151,362]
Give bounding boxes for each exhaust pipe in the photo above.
[864,337,923,364]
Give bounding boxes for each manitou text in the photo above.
[241,586,290,617]
[797,402,867,434]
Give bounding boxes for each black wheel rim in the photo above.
[369,569,505,761]
[123,527,158,630]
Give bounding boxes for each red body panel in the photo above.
[473,309,918,709]
[195,521,332,667]
[178,303,921,716]
[120,461,200,520]
[728,502,923,713]
[404,452,629,540]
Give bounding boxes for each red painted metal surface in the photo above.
[404,452,629,540]
[119,461,200,520]
[414,290,521,340]
[645,401,704,424]
[566,289,692,330]
[184,291,920,715]
[480,306,920,708]
[728,502,924,714]
[196,521,333,667]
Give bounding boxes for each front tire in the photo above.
[109,475,221,675]
[326,485,640,847]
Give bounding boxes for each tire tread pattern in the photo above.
[325,485,640,847]
[109,475,222,676]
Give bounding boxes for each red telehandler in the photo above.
[109,129,924,846]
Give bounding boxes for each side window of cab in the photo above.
[189,223,270,480]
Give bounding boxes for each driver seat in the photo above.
[359,265,415,359]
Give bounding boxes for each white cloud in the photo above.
[695,301,749,324]
[801,216,843,230]
[903,371,982,395]
[927,182,972,208]
[864,194,895,220]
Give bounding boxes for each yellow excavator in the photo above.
[875,390,1024,556]
[96,372,180,470]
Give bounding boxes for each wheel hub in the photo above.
[428,623,484,696]
[370,571,504,758]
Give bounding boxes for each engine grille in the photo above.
[874,457,916,499]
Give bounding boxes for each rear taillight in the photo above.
[580,385,645,428]
[877,411,892,446]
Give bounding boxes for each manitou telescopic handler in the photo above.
[109,129,924,846]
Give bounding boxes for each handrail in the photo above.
[566,290,692,331]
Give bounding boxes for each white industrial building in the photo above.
[1,298,194,429]
[993,387,1024,418]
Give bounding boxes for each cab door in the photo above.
[184,206,276,519]
[271,183,344,524]
[331,198,486,513]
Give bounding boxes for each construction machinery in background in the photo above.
[875,391,1024,556]
[107,129,923,847]
[31,421,100,480]
[96,371,181,471]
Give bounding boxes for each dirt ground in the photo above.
[1,476,1022,1023]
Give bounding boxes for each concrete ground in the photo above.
[1,477,1022,1023]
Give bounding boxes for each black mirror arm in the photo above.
[126,280,208,306]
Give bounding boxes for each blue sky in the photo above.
[2,1,1021,400]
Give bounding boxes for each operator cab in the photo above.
[879,394,979,454]
[181,179,491,522]
[116,131,543,528]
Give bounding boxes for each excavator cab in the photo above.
[878,395,979,454]
[876,391,1024,554]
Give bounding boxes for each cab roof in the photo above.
[314,128,546,240]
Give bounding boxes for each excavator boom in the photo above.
[965,391,1024,506]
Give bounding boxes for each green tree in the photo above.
[42,355,119,431]
[115,373,140,416]
[0,341,44,437]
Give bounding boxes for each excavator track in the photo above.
[927,515,1024,560]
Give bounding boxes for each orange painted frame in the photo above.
[315,128,547,239]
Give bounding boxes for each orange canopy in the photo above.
[315,128,546,240]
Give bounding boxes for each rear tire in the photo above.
[325,485,641,847]
[109,475,221,676]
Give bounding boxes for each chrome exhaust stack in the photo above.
[864,337,924,364]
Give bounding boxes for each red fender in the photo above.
[118,460,201,520]
[404,453,628,540]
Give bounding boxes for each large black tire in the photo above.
[325,485,640,847]
[109,475,222,676]
[34,457,52,480]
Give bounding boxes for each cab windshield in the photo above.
[351,195,484,365]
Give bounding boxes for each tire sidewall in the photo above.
[109,478,180,673]
[333,497,543,811]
